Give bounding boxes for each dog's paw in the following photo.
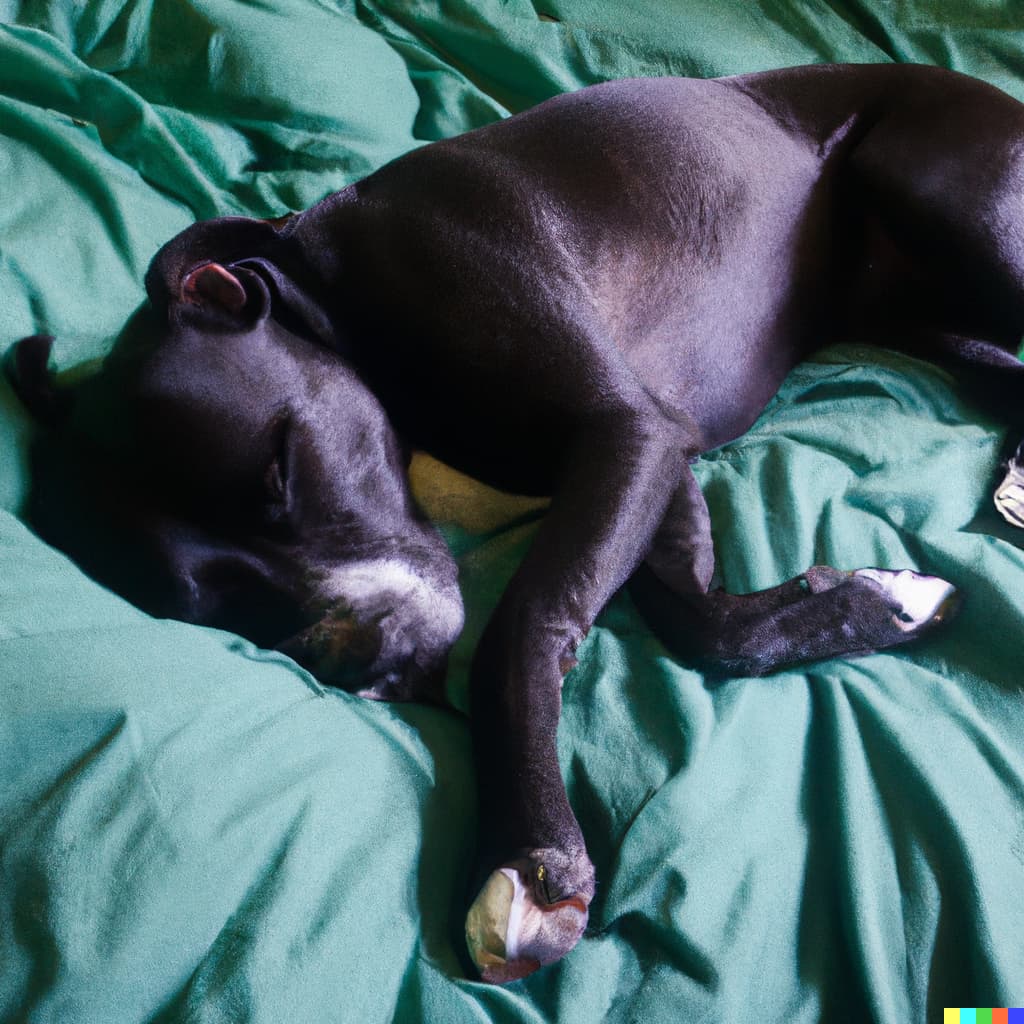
[465,849,593,983]
[851,567,960,634]
[995,450,1024,528]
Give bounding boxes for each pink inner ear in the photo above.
[181,263,247,314]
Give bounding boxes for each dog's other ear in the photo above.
[177,262,271,330]
[5,335,72,425]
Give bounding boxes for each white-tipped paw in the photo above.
[995,457,1024,528]
[853,567,959,632]
[465,860,589,984]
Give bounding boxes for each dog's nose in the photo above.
[275,554,464,702]
[275,602,383,687]
[275,599,456,703]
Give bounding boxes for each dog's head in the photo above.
[10,220,463,701]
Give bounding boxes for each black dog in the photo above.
[12,63,1024,983]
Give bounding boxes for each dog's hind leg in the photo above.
[877,330,1024,527]
[873,330,1024,528]
[846,71,1024,346]
[843,72,1024,528]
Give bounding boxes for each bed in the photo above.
[2,1,1023,1021]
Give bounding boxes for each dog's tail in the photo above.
[4,335,72,425]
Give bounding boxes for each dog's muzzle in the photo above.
[275,556,464,702]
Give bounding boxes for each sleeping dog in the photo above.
[11,63,1024,983]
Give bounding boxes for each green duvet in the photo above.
[2,2,1024,1022]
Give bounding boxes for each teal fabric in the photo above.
[2,3,1024,1022]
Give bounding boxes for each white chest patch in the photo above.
[321,558,464,641]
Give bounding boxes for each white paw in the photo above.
[995,459,1024,528]
[465,861,589,984]
[853,568,959,632]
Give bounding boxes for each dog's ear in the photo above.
[145,216,284,319]
[178,262,271,328]
[4,335,72,425]
[181,263,247,314]
[234,257,337,349]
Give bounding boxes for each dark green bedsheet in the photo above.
[2,2,1024,1021]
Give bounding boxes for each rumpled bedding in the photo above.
[2,2,1024,1021]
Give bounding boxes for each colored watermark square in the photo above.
[946,1012,1024,1024]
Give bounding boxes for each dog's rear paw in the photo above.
[465,849,593,983]
[995,449,1024,528]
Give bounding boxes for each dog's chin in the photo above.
[275,556,464,703]
[275,616,457,703]
[349,662,450,703]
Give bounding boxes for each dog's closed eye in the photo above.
[265,455,286,501]
[263,414,291,511]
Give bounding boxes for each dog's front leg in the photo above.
[464,413,685,983]
[633,467,961,677]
